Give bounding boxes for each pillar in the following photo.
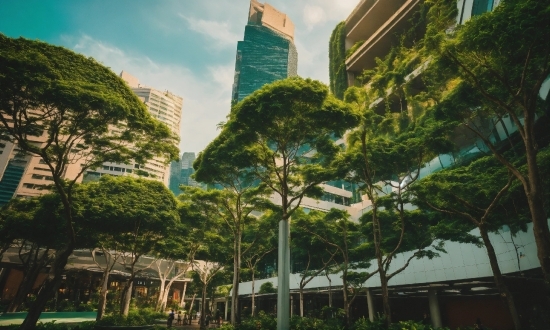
[224,297,229,321]
[276,219,290,330]
[428,289,442,328]
[366,288,375,322]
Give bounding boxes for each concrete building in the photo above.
[231,0,298,103]
[83,72,183,187]
[0,141,84,206]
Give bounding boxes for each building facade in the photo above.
[231,0,298,103]
[169,152,203,196]
[83,72,183,187]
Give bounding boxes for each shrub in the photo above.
[238,311,276,330]
[290,316,337,330]
[258,282,277,294]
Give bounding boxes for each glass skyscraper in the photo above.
[231,0,298,103]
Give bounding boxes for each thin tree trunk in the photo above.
[156,279,167,311]
[188,293,196,321]
[8,263,42,312]
[299,286,304,317]
[231,231,241,325]
[96,268,110,321]
[250,271,255,317]
[326,272,332,308]
[200,285,207,329]
[120,281,133,316]
[379,270,391,326]
[342,272,350,327]
[479,228,522,329]
[20,243,74,330]
[180,281,187,308]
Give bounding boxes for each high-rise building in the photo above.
[169,152,201,196]
[83,72,183,187]
[231,0,298,103]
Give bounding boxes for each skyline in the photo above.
[0,0,360,154]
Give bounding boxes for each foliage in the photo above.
[238,311,277,330]
[329,21,348,99]
[425,0,550,281]
[258,282,277,294]
[346,41,365,59]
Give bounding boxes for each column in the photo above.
[366,288,375,322]
[428,289,442,328]
[224,297,229,321]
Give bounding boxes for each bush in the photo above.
[238,311,276,330]
[290,316,336,330]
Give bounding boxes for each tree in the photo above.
[151,213,199,313]
[181,178,271,324]
[427,0,550,282]
[76,175,179,316]
[0,35,178,329]
[344,86,448,326]
[241,210,277,317]
[294,208,371,325]
[412,154,530,329]
[178,188,231,329]
[0,195,66,313]
[291,209,338,318]
[195,77,359,330]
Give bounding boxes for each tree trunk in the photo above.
[96,268,110,321]
[188,293,196,321]
[180,281,188,308]
[231,231,241,325]
[326,271,332,308]
[120,281,133,316]
[519,110,550,282]
[379,270,392,326]
[200,285,207,329]
[250,271,255,317]
[479,228,522,330]
[7,262,42,312]
[156,279,167,311]
[299,286,304,317]
[20,244,74,330]
[342,274,350,327]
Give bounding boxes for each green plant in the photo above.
[290,316,337,330]
[258,282,276,294]
[238,311,276,330]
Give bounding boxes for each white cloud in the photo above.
[179,14,240,49]
[68,34,232,154]
[303,5,327,30]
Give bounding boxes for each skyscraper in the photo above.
[231,0,298,103]
[83,72,183,186]
[169,152,201,196]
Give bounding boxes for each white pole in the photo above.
[276,219,290,330]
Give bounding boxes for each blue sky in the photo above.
[0,0,359,154]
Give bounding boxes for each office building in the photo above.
[231,0,298,103]
[83,72,183,187]
[169,152,202,195]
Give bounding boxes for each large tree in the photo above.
[293,208,370,326]
[76,175,179,316]
[427,0,550,282]
[344,86,448,326]
[412,154,532,330]
[0,35,178,328]
[195,77,359,330]
[183,172,272,324]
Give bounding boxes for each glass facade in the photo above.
[232,24,298,103]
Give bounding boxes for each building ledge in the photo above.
[345,0,422,73]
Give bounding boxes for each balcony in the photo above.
[345,0,423,78]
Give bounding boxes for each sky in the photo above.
[0,0,360,154]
